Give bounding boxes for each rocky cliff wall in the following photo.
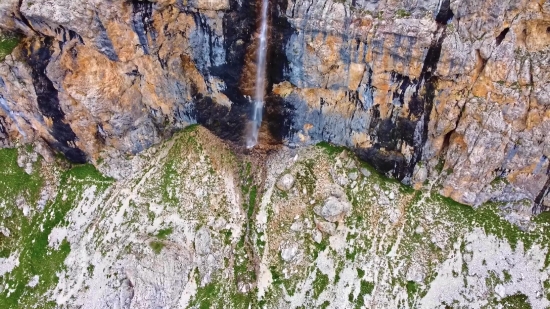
[0,0,549,214]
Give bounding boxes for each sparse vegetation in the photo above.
[1,126,548,308]
[156,227,173,239]
[149,240,165,254]
[0,32,20,61]
[396,9,411,18]
[0,155,113,308]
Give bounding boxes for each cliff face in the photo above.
[0,0,549,212]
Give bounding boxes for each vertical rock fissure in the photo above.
[534,162,550,214]
[404,5,451,181]
[131,0,155,55]
[23,37,87,163]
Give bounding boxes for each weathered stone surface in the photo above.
[0,0,549,211]
[320,196,350,222]
[276,173,295,191]
[316,221,336,235]
[280,241,299,262]
[194,227,212,256]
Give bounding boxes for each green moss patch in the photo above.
[0,32,20,61]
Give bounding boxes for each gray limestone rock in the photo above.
[320,196,350,222]
[194,227,212,256]
[276,174,295,191]
[280,241,299,263]
[316,221,336,235]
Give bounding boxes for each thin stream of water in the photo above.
[245,0,269,148]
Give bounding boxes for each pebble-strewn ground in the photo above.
[1,126,549,308]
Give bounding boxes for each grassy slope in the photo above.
[0,129,548,308]
[0,149,113,308]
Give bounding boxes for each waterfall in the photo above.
[245,0,269,148]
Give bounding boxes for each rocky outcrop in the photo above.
[0,0,549,212]
[2,126,548,308]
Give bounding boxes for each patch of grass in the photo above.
[0,161,113,308]
[156,227,173,240]
[316,141,346,157]
[311,237,328,260]
[354,280,374,309]
[149,240,165,254]
[360,280,374,295]
[357,268,365,278]
[396,9,411,18]
[0,148,43,205]
[221,229,233,245]
[346,247,358,261]
[183,123,200,133]
[190,280,221,309]
[503,270,512,283]
[493,293,532,309]
[270,266,283,285]
[534,211,550,225]
[434,194,538,250]
[0,32,20,61]
[296,160,317,195]
[406,280,418,299]
[313,270,330,299]
[0,149,44,257]
[248,185,257,219]
[87,264,95,276]
[435,157,445,173]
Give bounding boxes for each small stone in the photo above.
[213,217,227,230]
[290,221,303,232]
[313,205,323,216]
[0,226,10,237]
[317,221,336,235]
[415,226,424,234]
[348,172,358,181]
[276,174,295,191]
[27,275,39,288]
[495,284,506,298]
[320,197,350,222]
[312,229,323,243]
[335,175,349,186]
[378,195,390,206]
[389,192,395,200]
[330,187,345,198]
[280,241,299,262]
[360,168,371,177]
